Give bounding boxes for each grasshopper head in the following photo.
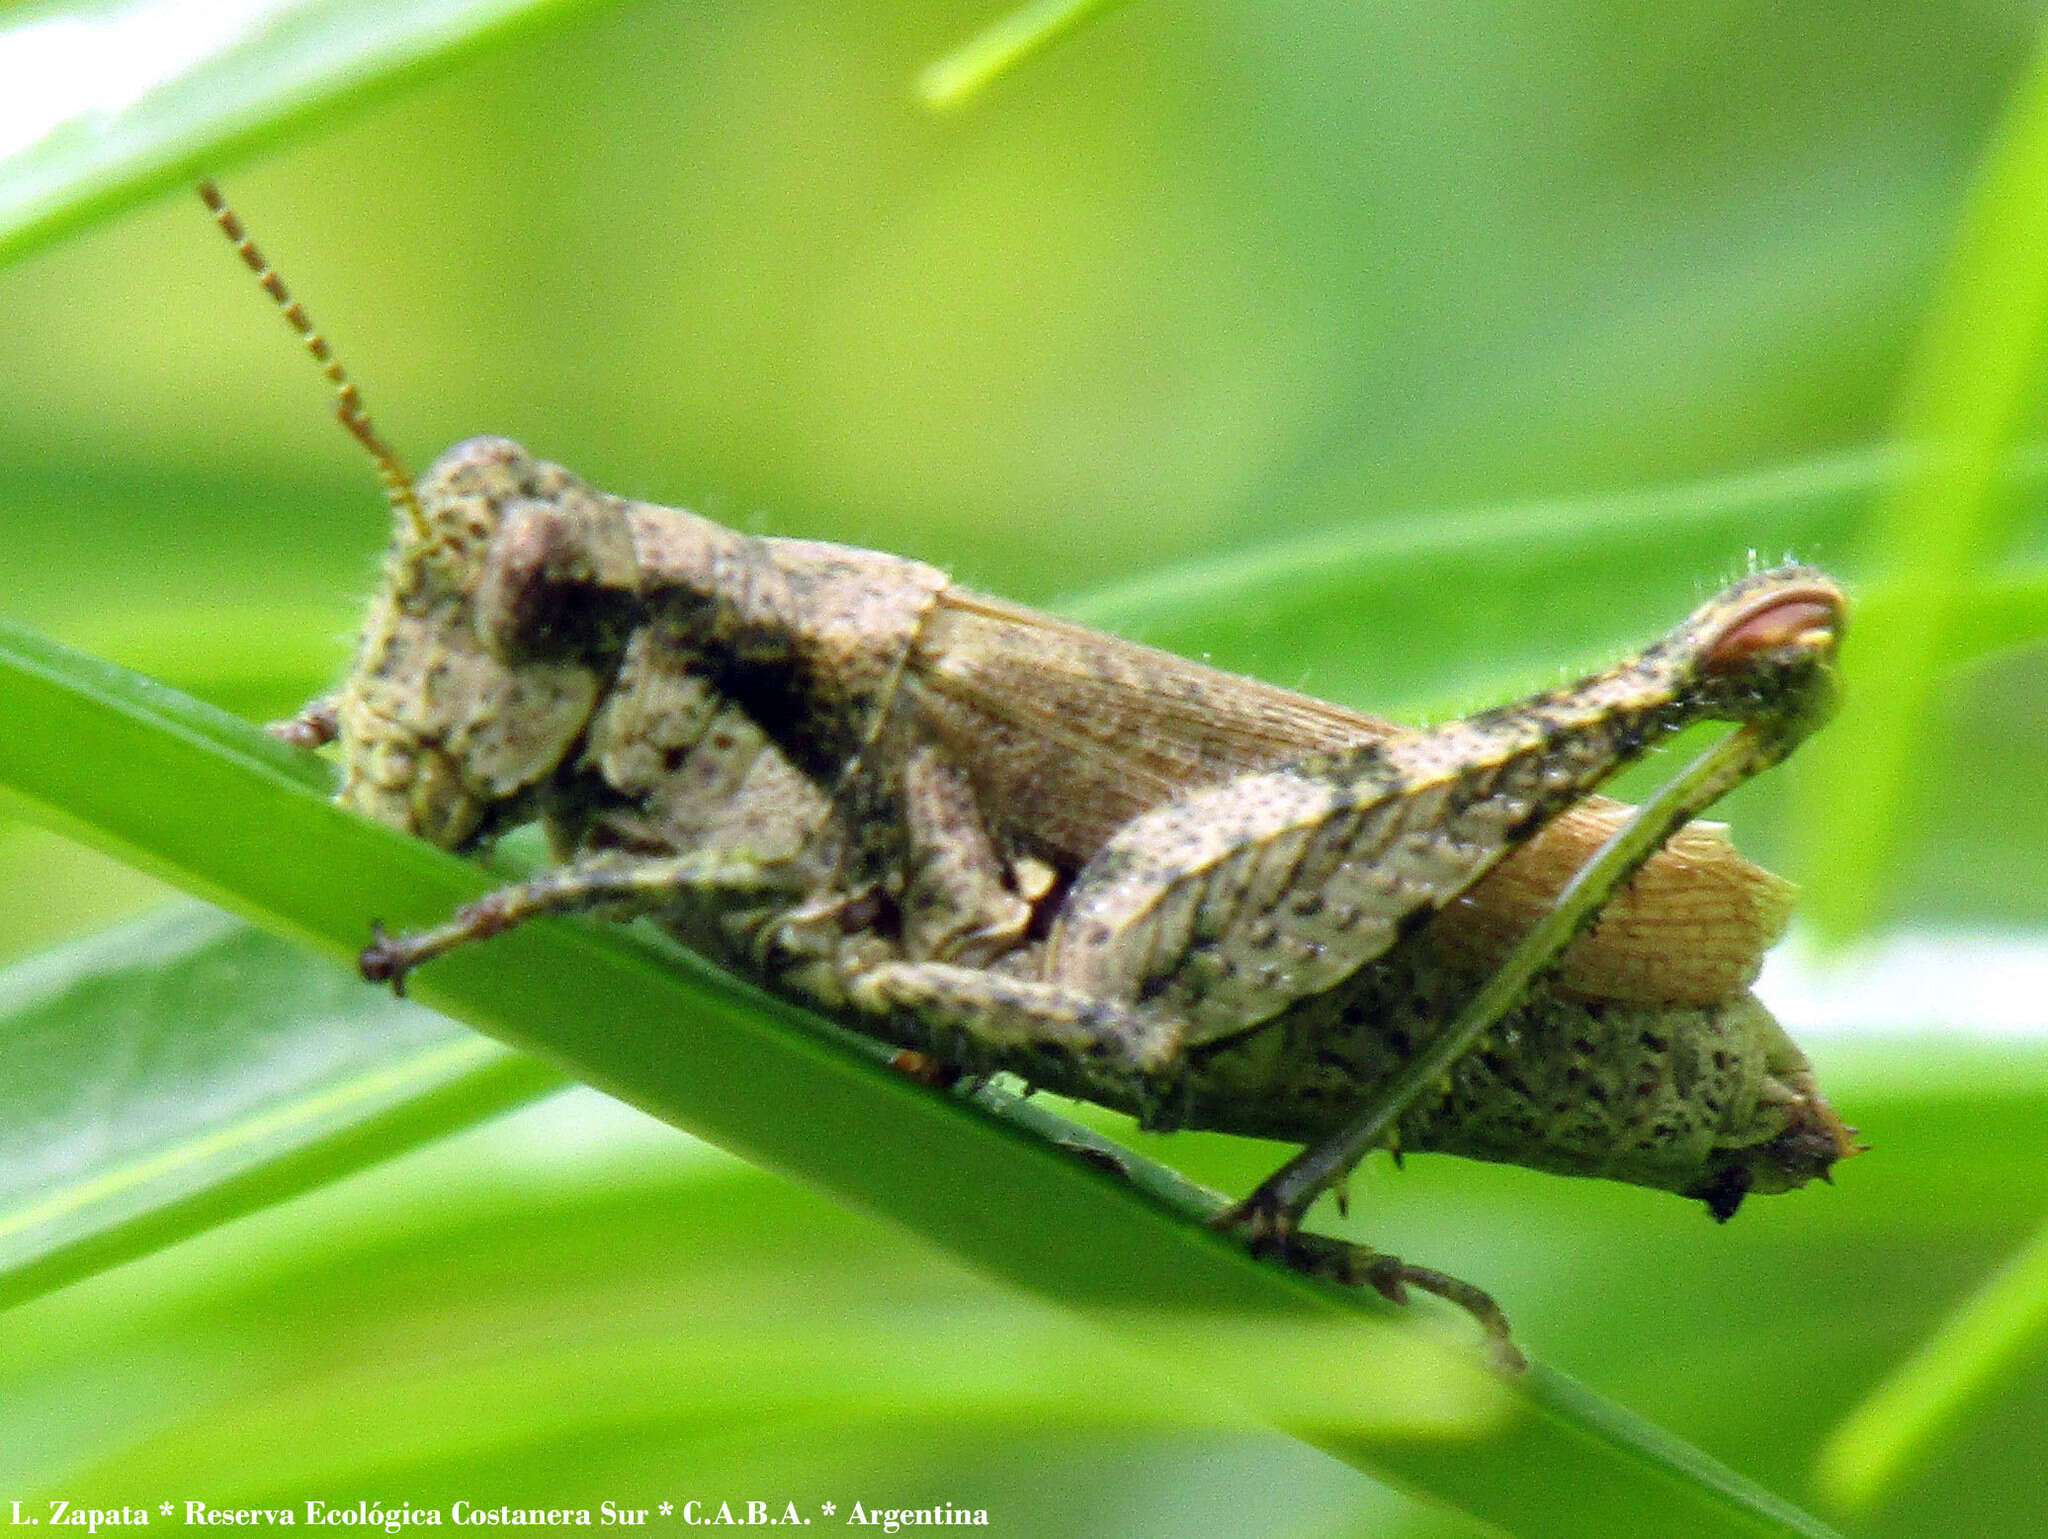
[330,438,603,848]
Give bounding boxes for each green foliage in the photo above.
[1,0,2046,1535]
[1796,30,2048,937]
[0,0,612,261]
[0,902,558,1308]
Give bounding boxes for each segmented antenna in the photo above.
[196,180,429,540]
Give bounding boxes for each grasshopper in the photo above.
[203,182,1855,1363]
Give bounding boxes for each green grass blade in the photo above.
[918,0,1134,110]
[0,901,563,1309]
[0,618,1848,1537]
[0,0,616,263]
[1817,1211,2048,1513]
[1797,27,2048,936]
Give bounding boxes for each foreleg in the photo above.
[360,848,807,994]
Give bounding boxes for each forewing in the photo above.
[909,590,1401,859]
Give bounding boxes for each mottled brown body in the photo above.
[307,438,1850,1229]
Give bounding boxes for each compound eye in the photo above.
[1703,593,1842,673]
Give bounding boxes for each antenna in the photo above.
[196,179,429,541]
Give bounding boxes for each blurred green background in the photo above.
[2,0,2047,1534]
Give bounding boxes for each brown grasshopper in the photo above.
[202,182,1855,1363]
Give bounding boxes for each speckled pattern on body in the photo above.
[284,435,1857,1358]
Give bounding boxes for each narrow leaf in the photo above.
[919,0,1133,110]
[1798,27,2048,934]
[0,901,562,1309]
[0,0,614,262]
[1818,1210,2048,1513]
